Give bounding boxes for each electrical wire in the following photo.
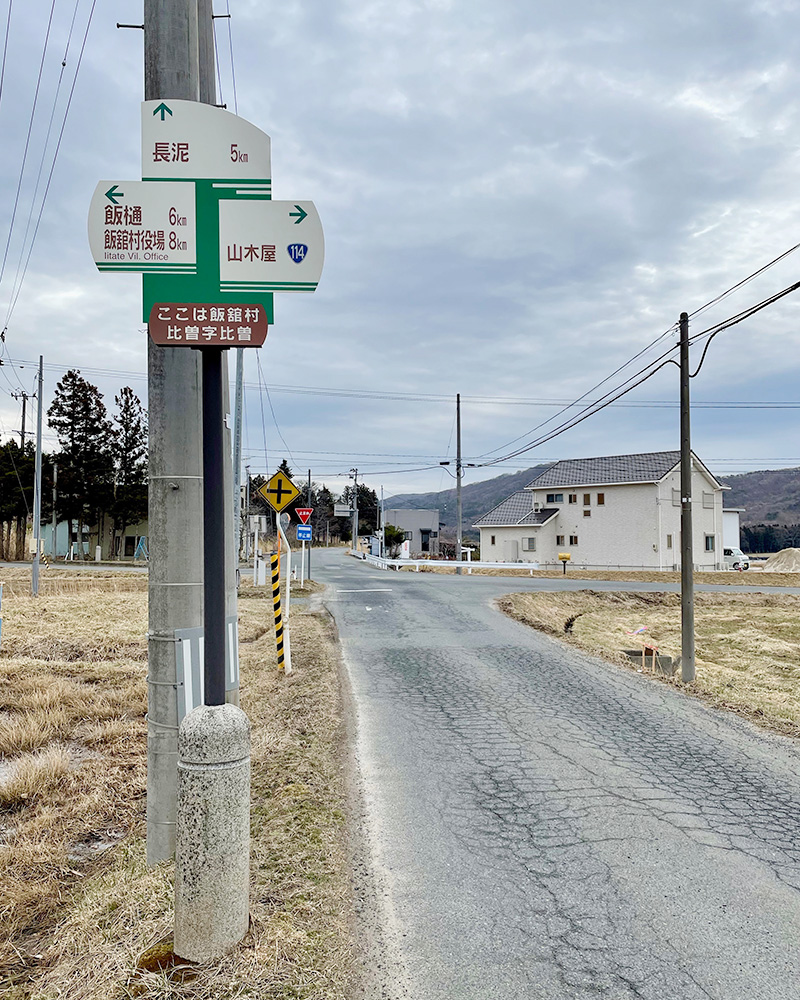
[1,0,97,331]
[0,0,57,292]
[225,0,237,115]
[3,0,81,326]
[0,0,12,114]
[475,277,800,469]
[256,353,293,463]
[212,15,224,106]
[688,242,800,321]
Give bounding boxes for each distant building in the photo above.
[723,508,744,550]
[474,450,732,571]
[384,508,440,557]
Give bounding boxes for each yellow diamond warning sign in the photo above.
[258,470,301,512]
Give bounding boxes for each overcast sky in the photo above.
[2,0,800,502]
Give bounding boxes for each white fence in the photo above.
[357,553,734,574]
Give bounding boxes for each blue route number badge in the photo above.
[287,243,308,263]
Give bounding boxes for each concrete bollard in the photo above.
[174,703,251,962]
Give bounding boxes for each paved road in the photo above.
[315,549,800,1000]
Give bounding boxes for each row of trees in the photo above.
[0,371,148,560]
[2,373,386,560]
[741,523,800,554]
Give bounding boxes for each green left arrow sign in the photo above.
[105,184,124,204]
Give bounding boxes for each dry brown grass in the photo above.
[1,573,355,1000]
[399,563,800,587]
[499,589,800,738]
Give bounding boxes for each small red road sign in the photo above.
[295,507,313,524]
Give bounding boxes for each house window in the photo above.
[403,531,413,540]
[703,492,714,510]
[568,493,577,504]
[546,493,564,503]
[583,493,591,506]
[556,534,565,546]
[597,493,605,505]
[666,534,673,549]
[521,537,536,551]
[583,510,591,517]
[705,535,715,552]
[570,535,578,545]
[490,535,496,545]
[124,535,136,557]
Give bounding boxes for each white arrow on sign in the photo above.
[88,180,197,273]
[142,99,271,188]
[218,200,324,293]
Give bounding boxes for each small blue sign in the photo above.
[287,243,308,263]
[296,524,312,541]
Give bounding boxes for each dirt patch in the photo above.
[499,589,800,739]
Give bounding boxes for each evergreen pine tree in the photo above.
[111,387,148,557]
[47,370,114,557]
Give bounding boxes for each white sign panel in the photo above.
[88,180,197,273]
[218,200,324,293]
[142,100,271,187]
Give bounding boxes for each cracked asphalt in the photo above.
[316,550,800,1000]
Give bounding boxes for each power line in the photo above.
[3,0,81,325]
[1,0,97,332]
[0,0,57,292]
[0,0,12,114]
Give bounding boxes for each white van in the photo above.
[723,547,749,571]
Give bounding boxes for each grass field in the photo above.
[499,589,800,738]
[401,564,800,587]
[0,569,355,1000]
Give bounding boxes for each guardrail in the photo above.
[356,553,733,573]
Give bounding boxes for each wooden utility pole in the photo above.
[680,311,695,682]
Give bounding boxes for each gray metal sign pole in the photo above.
[679,311,696,682]
[144,0,204,866]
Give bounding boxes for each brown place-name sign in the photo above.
[148,303,268,347]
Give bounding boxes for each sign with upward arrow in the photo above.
[89,100,323,323]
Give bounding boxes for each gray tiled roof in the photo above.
[525,451,682,489]
[473,492,558,527]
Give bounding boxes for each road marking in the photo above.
[336,588,393,593]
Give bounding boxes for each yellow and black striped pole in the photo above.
[271,553,285,670]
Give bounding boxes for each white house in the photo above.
[474,450,730,571]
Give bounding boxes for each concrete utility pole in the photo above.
[679,311,695,683]
[144,0,204,866]
[455,393,462,574]
[31,357,43,595]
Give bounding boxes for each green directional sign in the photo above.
[89,100,324,325]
